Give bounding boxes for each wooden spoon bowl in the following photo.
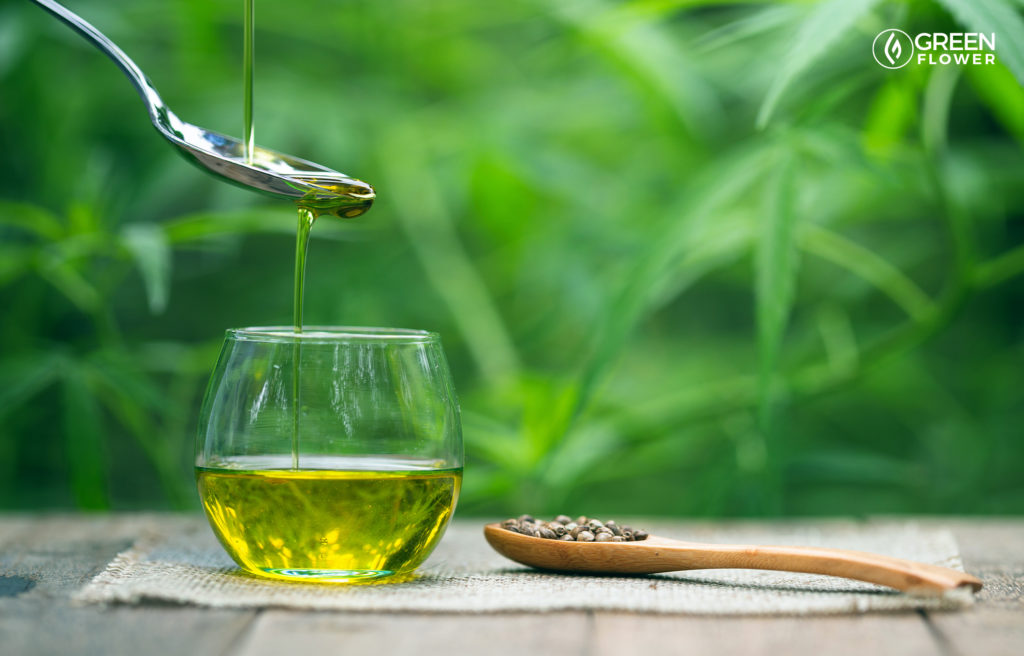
[484,523,981,596]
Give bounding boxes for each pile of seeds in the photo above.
[500,514,648,542]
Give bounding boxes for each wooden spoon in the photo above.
[483,524,981,595]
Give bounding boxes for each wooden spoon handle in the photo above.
[657,540,981,594]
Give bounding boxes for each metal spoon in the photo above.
[483,523,982,595]
[31,0,374,217]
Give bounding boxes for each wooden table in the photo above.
[1,515,1021,655]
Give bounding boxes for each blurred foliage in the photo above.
[0,0,1022,515]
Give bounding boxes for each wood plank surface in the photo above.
[232,611,591,656]
[0,515,1020,656]
[919,518,1024,656]
[0,514,257,656]
[591,613,944,656]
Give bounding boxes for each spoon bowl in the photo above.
[484,523,982,596]
[32,0,374,215]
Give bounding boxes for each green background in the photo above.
[1,0,1022,516]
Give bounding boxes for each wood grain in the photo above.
[233,611,590,656]
[0,514,257,656]
[922,519,1024,656]
[925,607,1024,656]
[591,613,944,656]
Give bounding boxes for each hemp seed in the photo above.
[499,514,650,542]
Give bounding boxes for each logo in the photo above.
[872,29,914,69]
[872,30,997,69]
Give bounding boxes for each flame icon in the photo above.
[885,33,901,65]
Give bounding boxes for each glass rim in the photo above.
[226,326,441,344]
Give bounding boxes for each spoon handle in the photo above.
[30,0,166,122]
[652,538,981,594]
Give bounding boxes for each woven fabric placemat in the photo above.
[74,519,975,615]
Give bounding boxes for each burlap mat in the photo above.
[73,519,975,615]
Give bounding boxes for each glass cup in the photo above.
[195,326,463,583]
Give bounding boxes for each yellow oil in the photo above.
[197,456,461,582]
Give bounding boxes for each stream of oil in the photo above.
[243,0,255,165]
[289,194,373,471]
[290,206,315,469]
